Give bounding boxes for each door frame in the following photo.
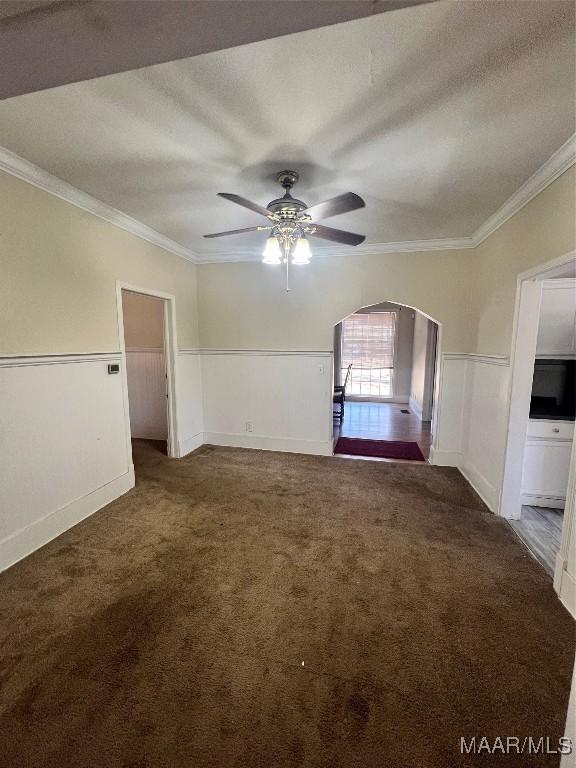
[422,320,438,422]
[499,250,576,612]
[332,301,442,456]
[115,282,180,460]
[500,249,576,519]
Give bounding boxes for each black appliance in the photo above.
[530,359,575,420]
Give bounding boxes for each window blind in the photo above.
[341,312,396,397]
[341,312,396,369]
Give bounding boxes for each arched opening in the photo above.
[331,301,441,462]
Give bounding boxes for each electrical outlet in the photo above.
[245,422,253,433]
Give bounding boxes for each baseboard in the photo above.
[429,448,462,466]
[557,565,576,620]
[0,467,135,573]
[178,431,204,457]
[346,396,409,404]
[409,397,423,420]
[554,552,566,594]
[459,463,498,513]
[203,431,334,456]
[520,493,565,509]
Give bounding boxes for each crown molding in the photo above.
[194,236,476,263]
[471,132,576,247]
[1,132,573,266]
[0,146,200,264]
[321,237,476,255]
[186,135,576,263]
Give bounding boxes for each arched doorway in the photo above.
[332,301,441,462]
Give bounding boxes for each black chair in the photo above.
[333,364,352,422]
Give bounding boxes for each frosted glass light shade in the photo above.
[292,236,311,265]
[262,236,282,264]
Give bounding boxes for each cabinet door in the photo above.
[536,282,576,355]
[521,440,572,498]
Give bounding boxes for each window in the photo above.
[341,312,396,398]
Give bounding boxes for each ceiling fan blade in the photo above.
[300,192,365,221]
[218,192,273,219]
[309,223,365,246]
[204,225,270,238]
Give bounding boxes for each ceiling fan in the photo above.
[204,170,366,289]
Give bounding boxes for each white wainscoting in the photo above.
[200,349,334,455]
[460,355,510,512]
[0,346,206,571]
[430,354,468,467]
[0,345,513,572]
[430,353,510,512]
[125,348,168,440]
[176,351,204,456]
[0,353,134,571]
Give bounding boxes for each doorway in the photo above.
[332,302,439,461]
[500,251,576,592]
[116,283,179,468]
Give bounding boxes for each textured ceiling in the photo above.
[0,0,574,261]
[0,0,433,99]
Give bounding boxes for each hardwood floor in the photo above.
[333,401,432,460]
[508,506,564,576]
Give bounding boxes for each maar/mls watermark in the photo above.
[460,736,573,756]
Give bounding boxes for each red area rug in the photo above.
[335,437,426,461]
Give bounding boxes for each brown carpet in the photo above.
[0,440,573,768]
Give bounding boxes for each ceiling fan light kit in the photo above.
[292,236,311,266]
[204,170,366,290]
[262,234,282,265]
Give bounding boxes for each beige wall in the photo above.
[122,291,165,348]
[0,170,199,356]
[198,167,575,356]
[198,248,476,352]
[473,166,575,355]
[1,163,574,360]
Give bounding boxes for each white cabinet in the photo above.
[527,420,574,440]
[525,279,576,508]
[536,280,576,356]
[522,419,574,508]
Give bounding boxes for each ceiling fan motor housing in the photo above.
[276,169,299,188]
[267,170,308,219]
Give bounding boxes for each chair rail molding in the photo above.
[0,352,122,367]
[197,348,333,357]
[442,352,510,366]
